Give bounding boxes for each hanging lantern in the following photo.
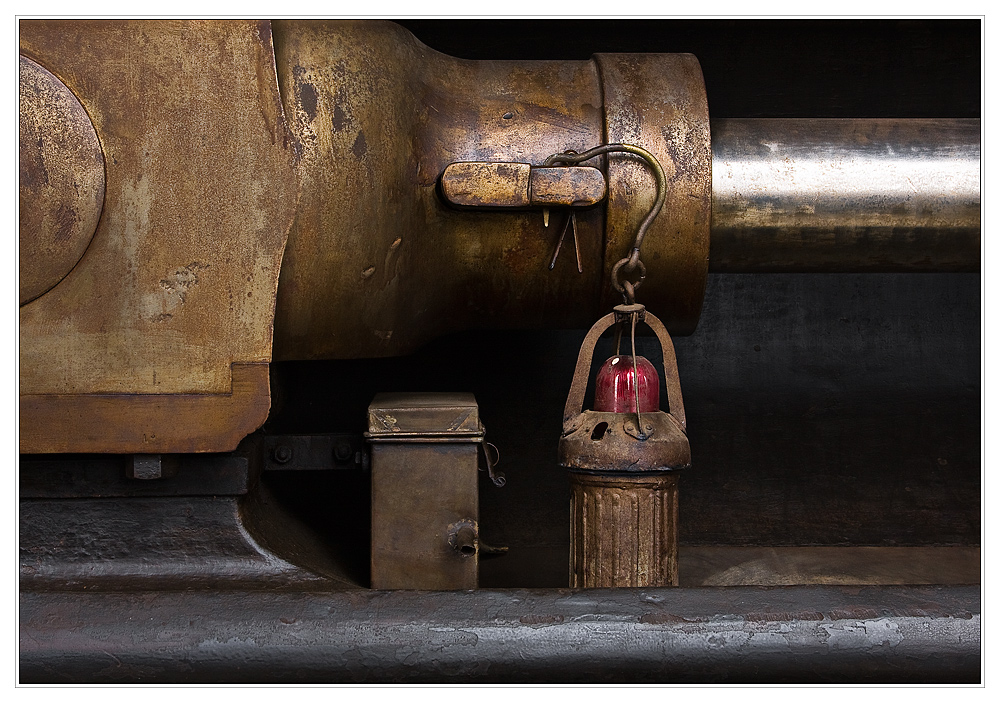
[542,142,687,587]
[559,303,690,587]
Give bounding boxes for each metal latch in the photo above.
[440,162,606,209]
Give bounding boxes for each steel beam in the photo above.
[20,585,980,683]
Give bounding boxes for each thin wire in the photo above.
[630,310,645,440]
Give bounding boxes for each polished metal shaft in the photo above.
[710,119,980,272]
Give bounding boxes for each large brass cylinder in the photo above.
[270,20,712,360]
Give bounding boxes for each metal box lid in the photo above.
[366,392,484,441]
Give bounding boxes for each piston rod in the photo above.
[709,118,980,272]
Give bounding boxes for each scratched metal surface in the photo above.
[710,118,980,271]
[19,585,980,683]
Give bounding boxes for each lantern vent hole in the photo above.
[591,422,609,441]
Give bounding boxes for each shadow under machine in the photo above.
[18,19,981,683]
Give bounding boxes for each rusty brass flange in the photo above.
[594,53,711,333]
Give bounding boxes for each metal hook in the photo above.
[542,143,666,300]
[480,441,506,487]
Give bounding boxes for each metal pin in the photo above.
[549,213,583,273]
[543,208,549,228]
[549,214,571,269]
[570,212,582,274]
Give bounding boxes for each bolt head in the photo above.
[333,440,352,462]
[273,445,293,464]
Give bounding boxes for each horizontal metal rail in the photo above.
[20,585,980,683]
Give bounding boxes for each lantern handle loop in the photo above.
[630,309,645,439]
[642,311,686,431]
[562,308,686,433]
[562,312,617,428]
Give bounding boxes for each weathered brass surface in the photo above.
[20,20,978,456]
[367,393,484,437]
[19,20,299,453]
[367,393,483,590]
[441,162,533,207]
[440,162,606,208]
[21,363,271,454]
[529,167,606,206]
[19,55,105,306]
[271,20,711,360]
[595,54,711,325]
[570,472,679,587]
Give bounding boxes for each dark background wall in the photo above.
[265,20,981,587]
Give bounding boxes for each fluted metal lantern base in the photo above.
[569,471,679,587]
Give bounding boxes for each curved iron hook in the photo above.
[542,143,666,277]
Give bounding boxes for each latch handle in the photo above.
[440,162,606,209]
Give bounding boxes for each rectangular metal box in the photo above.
[367,392,483,590]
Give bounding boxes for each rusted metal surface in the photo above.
[367,393,483,589]
[19,55,105,306]
[570,472,679,587]
[710,118,981,271]
[595,53,711,331]
[18,20,299,453]
[560,411,690,472]
[20,363,271,454]
[560,308,689,588]
[19,586,980,682]
[271,20,711,361]
[529,166,606,206]
[440,162,606,208]
[559,310,689,471]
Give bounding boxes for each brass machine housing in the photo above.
[18,19,980,683]
[19,20,712,454]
